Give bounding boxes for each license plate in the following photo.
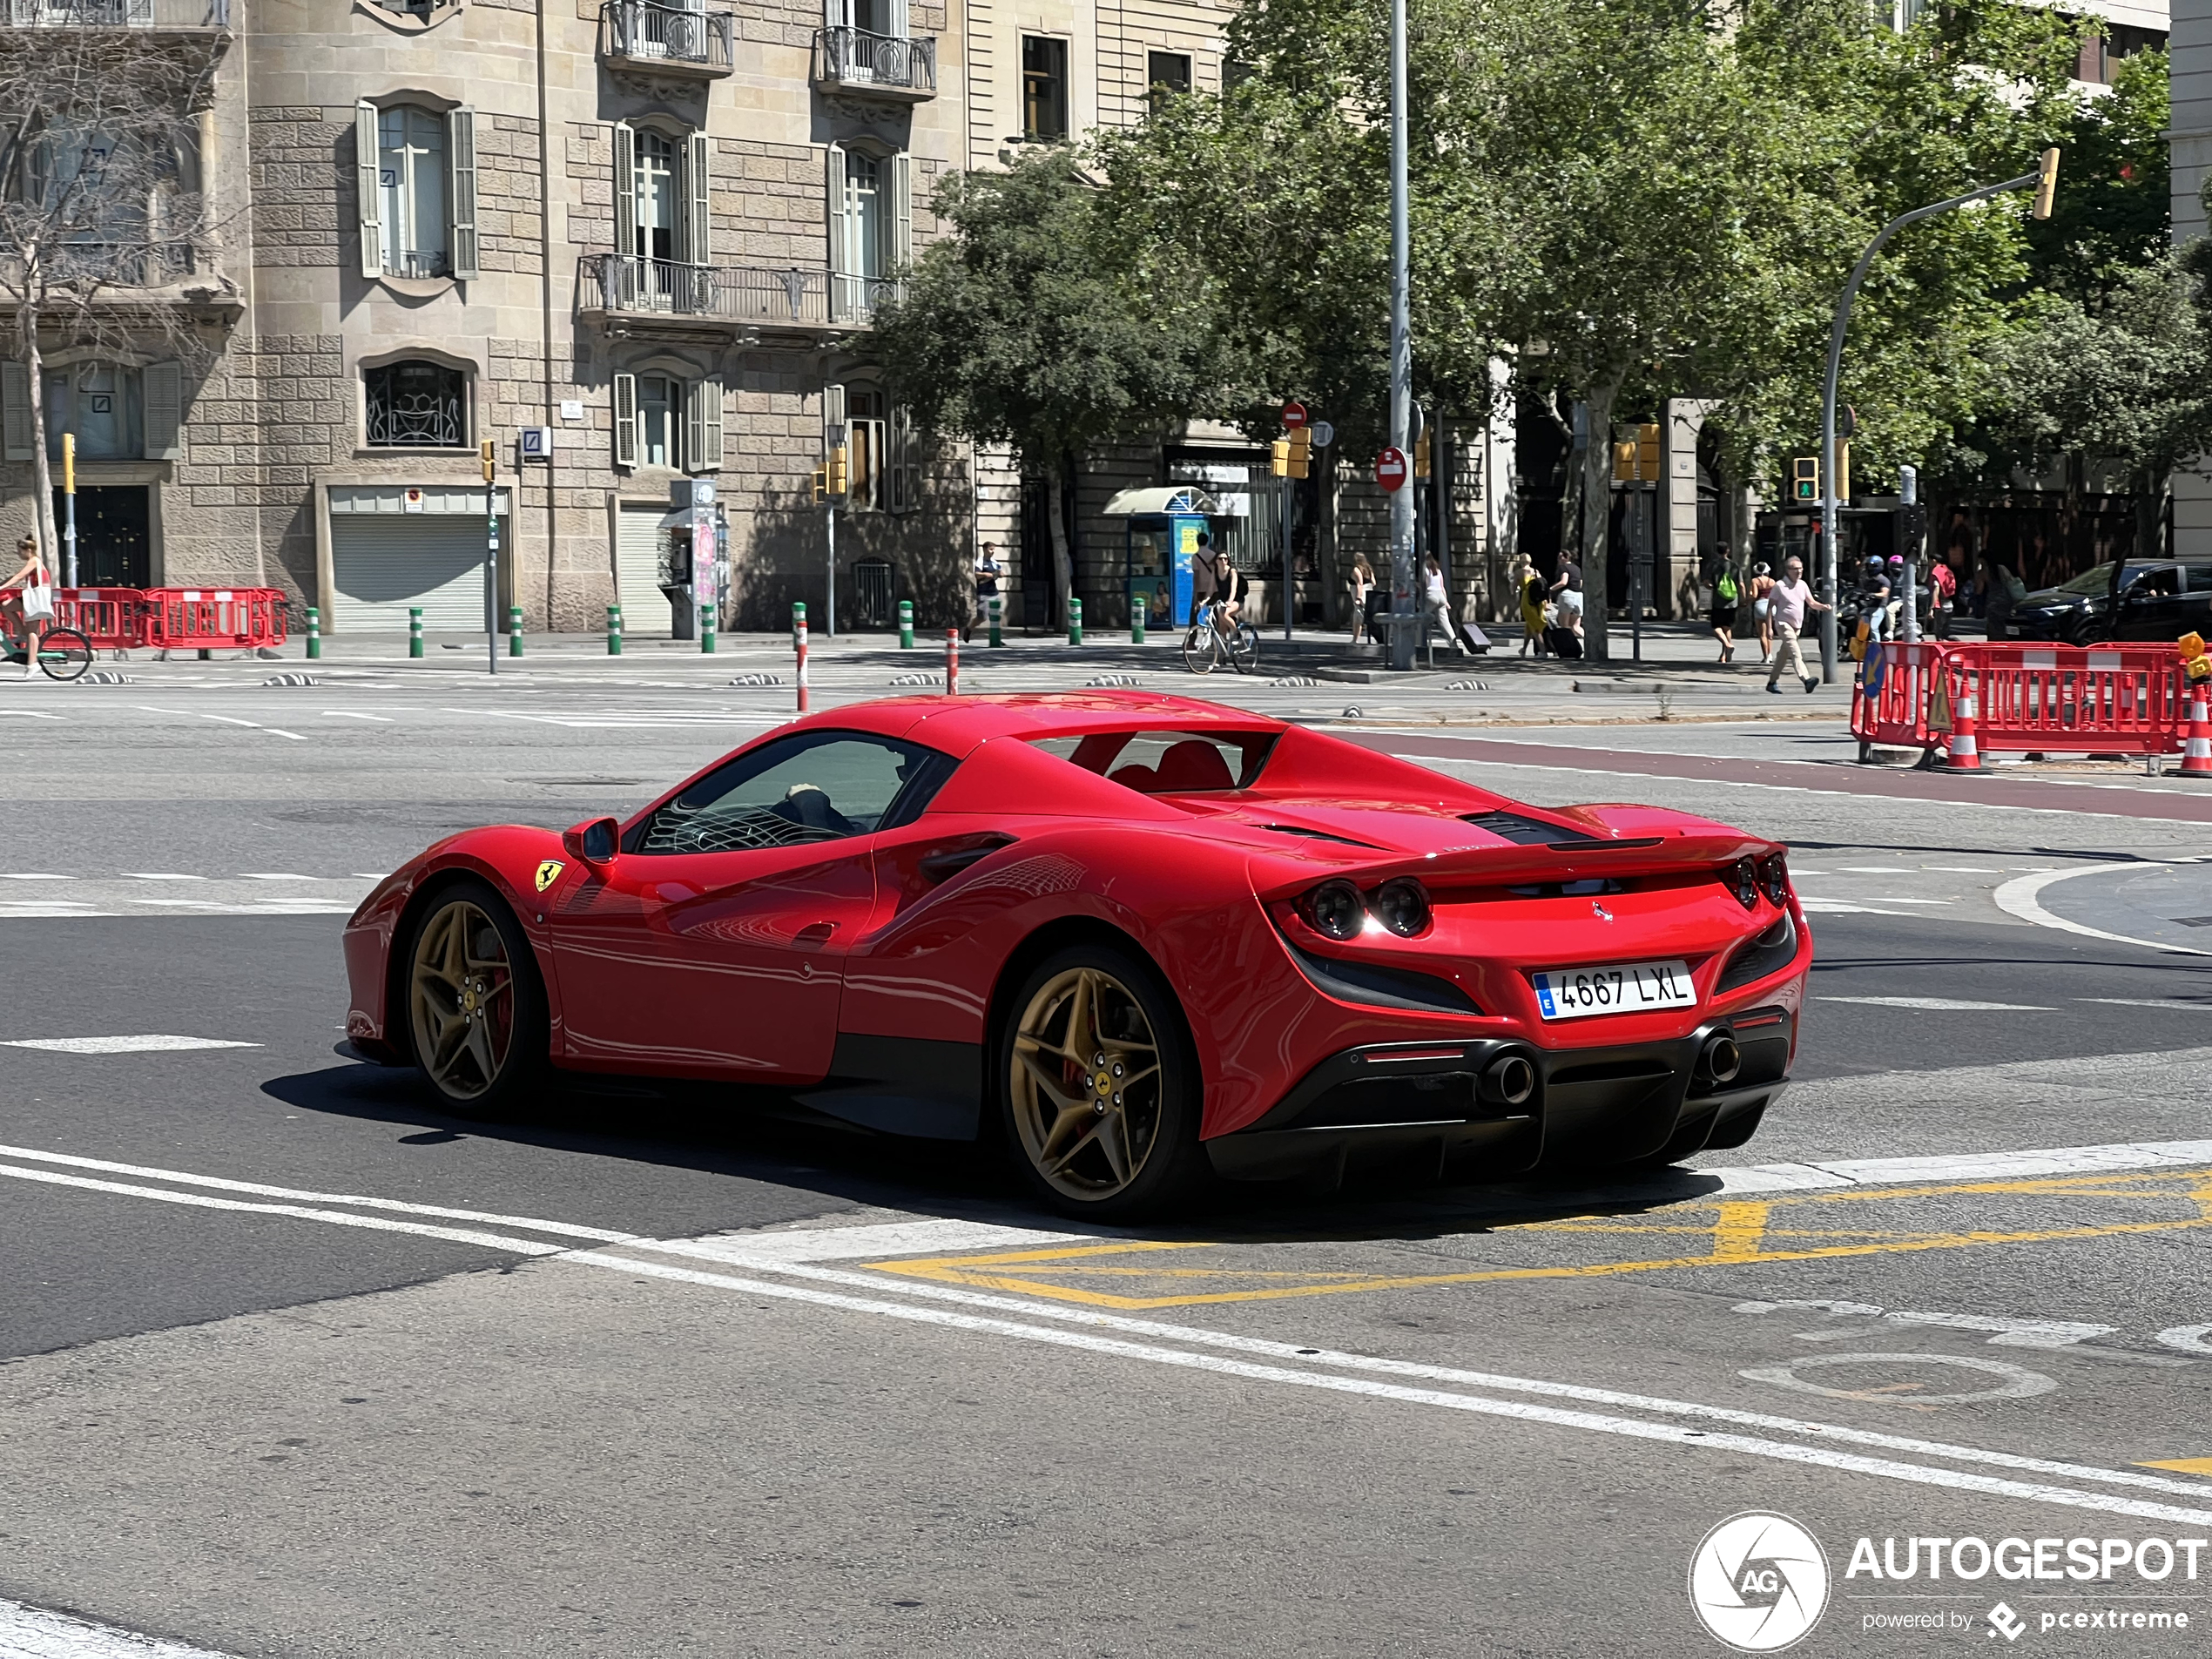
[1531,959,1696,1021]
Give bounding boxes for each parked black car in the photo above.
[1993,560,2212,645]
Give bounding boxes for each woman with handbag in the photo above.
[3,534,51,678]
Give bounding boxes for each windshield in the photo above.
[1030,730,1276,794]
[2048,563,2114,597]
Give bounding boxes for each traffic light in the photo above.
[811,464,829,503]
[1286,426,1312,478]
[1413,429,1431,479]
[1837,443,1851,507]
[826,445,849,499]
[1271,438,1291,478]
[1612,422,1660,484]
[2033,146,2060,220]
[1791,456,1819,503]
[481,438,496,483]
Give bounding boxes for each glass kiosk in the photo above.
[1103,486,1220,629]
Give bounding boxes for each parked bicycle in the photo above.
[1181,601,1260,676]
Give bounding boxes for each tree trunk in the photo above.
[1044,455,1074,629]
[2135,469,2165,564]
[17,282,57,571]
[1579,375,1621,662]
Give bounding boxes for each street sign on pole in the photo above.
[1311,420,1335,449]
[1281,401,1308,430]
[1375,448,1409,492]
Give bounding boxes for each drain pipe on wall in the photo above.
[536,0,558,629]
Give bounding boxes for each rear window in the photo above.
[1031,730,1275,794]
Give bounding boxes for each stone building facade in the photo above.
[0,0,1253,637]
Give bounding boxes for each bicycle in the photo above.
[1180,601,1260,676]
[2,604,92,682]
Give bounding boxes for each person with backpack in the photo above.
[1709,545,1740,664]
[1928,554,1958,641]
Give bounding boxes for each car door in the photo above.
[2184,563,2212,643]
[2112,563,2184,642]
[550,730,952,1082]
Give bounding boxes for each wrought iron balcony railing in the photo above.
[602,0,734,75]
[0,239,205,290]
[5,0,229,26]
[812,25,935,97]
[581,254,902,329]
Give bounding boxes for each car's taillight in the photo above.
[1371,877,1431,938]
[1298,880,1366,941]
[1730,858,1760,911]
[1757,852,1790,907]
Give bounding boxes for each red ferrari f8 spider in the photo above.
[344,691,1809,1217]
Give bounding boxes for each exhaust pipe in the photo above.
[1701,1033,1742,1088]
[1482,1052,1537,1108]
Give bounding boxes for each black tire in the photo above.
[401,878,550,1120]
[996,941,1210,1220]
[37,627,91,682]
[1228,623,1260,674]
[1181,625,1217,674]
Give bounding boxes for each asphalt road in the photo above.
[4,664,2212,1657]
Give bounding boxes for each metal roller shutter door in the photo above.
[617,504,676,638]
[331,515,502,632]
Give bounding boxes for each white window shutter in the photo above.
[612,373,637,469]
[822,0,842,30]
[889,151,913,270]
[687,376,723,472]
[611,122,636,259]
[825,143,849,320]
[447,107,478,280]
[1,361,31,462]
[143,361,181,460]
[886,0,907,37]
[355,99,382,280]
[685,130,711,266]
[889,404,915,513]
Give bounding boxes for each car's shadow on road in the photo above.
[262,1055,1730,1249]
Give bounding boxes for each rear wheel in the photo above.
[1227,623,1260,674]
[1181,625,1217,674]
[405,879,548,1119]
[36,627,91,682]
[999,943,1208,1219]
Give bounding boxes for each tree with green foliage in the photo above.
[869,150,1246,610]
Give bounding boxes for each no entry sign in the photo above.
[1375,447,1409,492]
[1281,401,1308,429]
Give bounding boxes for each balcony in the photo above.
[4,0,233,61]
[601,0,734,82]
[578,255,903,340]
[812,26,935,99]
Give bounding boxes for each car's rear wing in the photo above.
[1252,831,1778,903]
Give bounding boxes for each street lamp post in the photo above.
[1386,0,1414,671]
[1817,149,2059,680]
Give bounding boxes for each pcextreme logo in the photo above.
[1689,1512,1831,1652]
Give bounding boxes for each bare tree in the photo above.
[0,25,236,575]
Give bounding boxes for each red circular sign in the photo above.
[1281,401,1308,429]
[1375,447,1408,491]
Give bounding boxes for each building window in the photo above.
[377,107,448,278]
[1022,37,1069,141]
[843,152,883,280]
[638,374,682,469]
[1147,51,1191,114]
[365,360,468,448]
[632,131,678,263]
[826,145,910,320]
[846,388,885,509]
[43,363,141,461]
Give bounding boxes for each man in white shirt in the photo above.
[1424,554,1469,656]
[1764,555,1830,694]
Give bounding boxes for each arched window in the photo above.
[366,360,468,448]
[356,101,477,281]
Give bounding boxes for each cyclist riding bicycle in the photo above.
[3,533,48,679]
[1206,550,1244,636]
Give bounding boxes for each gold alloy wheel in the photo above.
[1009,965,1163,1200]
[408,899,517,1102]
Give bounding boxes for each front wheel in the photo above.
[404,879,549,1119]
[36,627,91,682]
[1181,625,1217,675]
[999,943,1209,1219]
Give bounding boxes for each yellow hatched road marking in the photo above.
[866,1167,2212,1311]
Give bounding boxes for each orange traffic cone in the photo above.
[1945,674,1981,772]
[2182,686,2212,778]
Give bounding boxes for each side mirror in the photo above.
[563,816,619,866]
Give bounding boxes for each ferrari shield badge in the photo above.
[535,860,564,893]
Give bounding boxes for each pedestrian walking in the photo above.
[1423,555,1469,656]
[1928,555,1956,641]
[1348,553,1374,643]
[1764,555,1830,695]
[1550,556,1584,641]
[966,540,1003,643]
[1710,544,1740,664]
[1749,562,1776,662]
[2,533,50,680]
[1519,570,1549,658]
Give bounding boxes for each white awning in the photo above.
[1102,486,1219,517]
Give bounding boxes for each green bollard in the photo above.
[988,594,1001,648]
[408,607,423,659]
[606,604,623,656]
[700,599,717,653]
[792,600,806,647]
[1132,603,1145,646]
[305,605,320,660]
[899,599,914,650]
[1068,596,1082,646]
[509,605,523,658]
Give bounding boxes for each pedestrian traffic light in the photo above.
[1791,456,1819,503]
[481,439,496,483]
[2033,146,2060,220]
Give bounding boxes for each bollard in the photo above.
[2182,687,2212,778]
[606,604,623,656]
[795,615,810,714]
[699,599,717,653]
[305,605,320,660]
[946,628,959,696]
[509,605,523,658]
[1068,596,1082,646]
[1945,679,1979,771]
[408,606,423,659]
[899,599,914,650]
[988,594,1001,649]
[1131,602,1145,646]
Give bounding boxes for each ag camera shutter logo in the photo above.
[1689,1513,1831,1651]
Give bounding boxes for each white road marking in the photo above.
[1838,866,1915,873]
[1795,898,1902,915]
[320,710,393,721]
[1733,1301,2117,1350]
[1925,866,2004,873]
[1710,1137,2212,1194]
[1839,897,1953,906]
[2076,998,2212,1012]
[0,709,65,719]
[1739,1352,2057,1405]
[119,873,206,880]
[2158,1326,2212,1357]
[130,705,305,740]
[1993,863,2212,958]
[0,873,73,880]
[692,1218,1088,1262]
[0,1035,259,1054]
[10,1143,2212,1523]
[1816,995,2052,1011]
[0,1595,237,1657]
